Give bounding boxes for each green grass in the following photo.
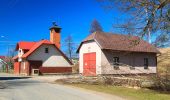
[69,84,170,100]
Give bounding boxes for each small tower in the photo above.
[49,22,61,48]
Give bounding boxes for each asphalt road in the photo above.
[0,77,125,100]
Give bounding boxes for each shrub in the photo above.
[150,75,170,91]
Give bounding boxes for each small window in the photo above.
[45,48,49,53]
[144,58,148,69]
[19,50,21,53]
[113,57,119,65]
[113,57,119,70]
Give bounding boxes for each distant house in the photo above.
[0,56,10,72]
[0,56,6,71]
[77,31,160,76]
[13,24,72,75]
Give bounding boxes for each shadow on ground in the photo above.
[0,77,31,80]
[0,77,43,89]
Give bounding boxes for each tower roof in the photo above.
[49,22,61,30]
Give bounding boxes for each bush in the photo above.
[152,64,170,91]
[102,76,141,87]
[150,75,170,91]
[102,77,114,85]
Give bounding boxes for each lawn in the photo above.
[69,84,170,100]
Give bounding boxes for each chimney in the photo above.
[49,22,61,48]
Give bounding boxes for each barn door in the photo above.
[83,52,96,76]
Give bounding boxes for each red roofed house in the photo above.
[13,23,72,75]
[77,31,160,76]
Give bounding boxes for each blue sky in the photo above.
[0,0,124,55]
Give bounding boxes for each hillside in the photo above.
[157,48,170,75]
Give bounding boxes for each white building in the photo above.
[77,31,160,76]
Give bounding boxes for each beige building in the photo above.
[77,31,160,76]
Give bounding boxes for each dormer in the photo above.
[15,41,36,61]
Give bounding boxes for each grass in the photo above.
[69,84,170,100]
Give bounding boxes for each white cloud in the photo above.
[1,36,5,38]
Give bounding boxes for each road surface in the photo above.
[0,76,125,100]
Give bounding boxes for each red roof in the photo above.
[0,56,5,59]
[22,40,53,58]
[16,41,36,50]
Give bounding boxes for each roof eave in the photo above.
[102,48,159,54]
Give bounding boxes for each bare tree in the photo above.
[6,45,16,71]
[90,19,103,33]
[97,0,170,47]
[64,35,75,59]
[7,45,16,57]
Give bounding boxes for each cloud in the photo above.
[1,36,5,38]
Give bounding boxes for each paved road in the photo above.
[0,77,125,100]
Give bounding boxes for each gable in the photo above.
[27,44,72,67]
[79,41,101,54]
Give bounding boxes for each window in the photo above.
[113,57,119,69]
[19,49,21,53]
[144,58,148,69]
[45,48,49,53]
[113,57,119,65]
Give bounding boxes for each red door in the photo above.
[14,62,20,74]
[83,52,96,76]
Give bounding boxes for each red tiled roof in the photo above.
[16,41,36,50]
[22,40,53,58]
[0,56,5,59]
[77,31,160,53]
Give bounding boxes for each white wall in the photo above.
[18,48,24,62]
[79,41,102,74]
[27,44,71,67]
[18,48,24,57]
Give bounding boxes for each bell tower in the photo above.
[49,22,61,48]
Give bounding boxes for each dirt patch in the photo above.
[0,82,7,89]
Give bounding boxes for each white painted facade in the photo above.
[79,41,157,75]
[79,41,102,74]
[27,44,71,67]
[18,48,24,62]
